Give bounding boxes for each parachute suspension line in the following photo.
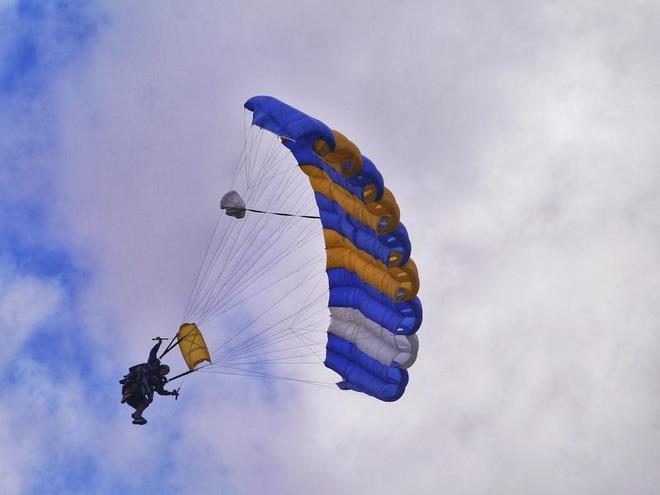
[188,213,266,322]
[242,148,317,218]
[209,264,321,359]
[197,236,322,324]
[218,272,327,357]
[218,331,328,363]
[247,129,293,188]
[218,306,327,366]
[244,127,261,187]
[207,252,322,319]
[207,365,331,385]
[215,347,327,371]
[208,274,321,364]
[201,367,335,389]
[187,133,282,321]
[231,114,264,193]
[218,319,328,357]
[167,362,212,383]
[217,346,328,366]
[185,218,244,320]
[196,139,293,308]
[245,149,295,191]
[259,267,328,364]
[212,326,325,359]
[215,288,327,364]
[184,214,243,322]
[185,122,272,321]
[195,256,319,326]
[182,213,222,322]
[218,358,323,366]
[195,220,320,324]
[248,130,278,188]
[196,253,324,326]
[241,124,258,188]
[246,146,296,193]
[229,109,250,190]
[246,124,286,190]
[198,234,322,330]
[231,116,269,193]
[217,316,327,363]
[217,315,325,364]
[218,325,326,367]
[229,175,317,269]
[192,172,318,324]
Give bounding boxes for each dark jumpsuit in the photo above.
[121,341,176,409]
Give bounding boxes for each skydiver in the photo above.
[120,337,179,425]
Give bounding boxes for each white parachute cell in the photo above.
[328,307,419,368]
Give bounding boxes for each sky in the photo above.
[1,0,659,494]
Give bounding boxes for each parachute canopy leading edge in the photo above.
[241,96,423,401]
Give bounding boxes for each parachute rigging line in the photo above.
[243,208,319,219]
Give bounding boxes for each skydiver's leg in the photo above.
[132,399,149,424]
[121,367,141,402]
[121,381,136,403]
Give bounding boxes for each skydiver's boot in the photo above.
[131,401,148,423]
[131,410,147,424]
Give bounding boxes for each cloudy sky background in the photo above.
[1,0,659,494]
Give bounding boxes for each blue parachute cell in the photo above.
[245,96,335,148]
[347,155,385,201]
[328,268,422,335]
[325,333,409,402]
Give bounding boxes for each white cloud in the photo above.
[0,263,63,368]
[2,0,660,493]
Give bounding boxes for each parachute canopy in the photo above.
[242,96,422,401]
[177,323,211,370]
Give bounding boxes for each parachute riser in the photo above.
[167,368,198,383]
[159,336,183,359]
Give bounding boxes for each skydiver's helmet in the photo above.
[159,364,170,376]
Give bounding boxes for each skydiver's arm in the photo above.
[147,340,162,367]
[154,384,177,396]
